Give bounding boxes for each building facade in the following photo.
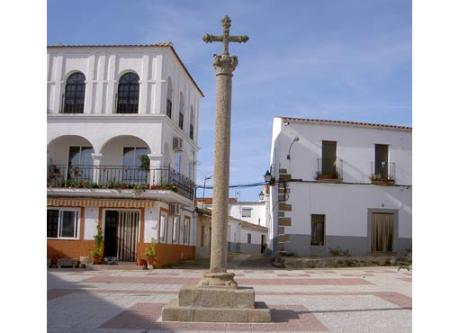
[195,199,268,257]
[268,117,412,257]
[47,44,203,266]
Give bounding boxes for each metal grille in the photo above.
[116,211,139,262]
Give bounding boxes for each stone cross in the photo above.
[161,17,270,322]
[198,16,249,289]
[202,16,249,56]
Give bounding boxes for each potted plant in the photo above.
[144,242,157,268]
[90,225,104,264]
[139,155,150,170]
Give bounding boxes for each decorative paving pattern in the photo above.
[48,266,411,333]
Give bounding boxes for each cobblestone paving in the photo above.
[48,266,412,333]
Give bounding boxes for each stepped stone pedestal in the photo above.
[161,282,271,322]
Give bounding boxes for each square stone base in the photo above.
[161,286,271,323]
[161,300,271,322]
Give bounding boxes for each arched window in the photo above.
[189,106,195,140]
[178,92,184,129]
[116,72,139,113]
[63,72,85,113]
[166,77,173,118]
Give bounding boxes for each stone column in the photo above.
[198,55,238,288]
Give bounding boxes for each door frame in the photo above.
[367,208,398,254]
[102,208,141,261]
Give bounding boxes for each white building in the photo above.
[196,198,268,254]
[229,200,267,227]
[47,43,203,266]
[267,117,412,257]
[195,207,268,258]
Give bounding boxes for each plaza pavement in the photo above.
[48,265,411,333]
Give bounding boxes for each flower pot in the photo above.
[92,256,103,265]
[146,257,156,268]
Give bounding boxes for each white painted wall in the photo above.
[84,206,99,240]
[229,202,267,227]
[268,117,412,251]
[47,46,201,180]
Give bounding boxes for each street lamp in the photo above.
[258,191,264,201]
[287,137,300,160]
[202,175,212,202]
[264,170,274,185]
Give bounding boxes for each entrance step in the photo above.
[85,262,140,271]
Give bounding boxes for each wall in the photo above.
[268,118,412,254]
[280,182,411,256]
[47,46,201,182]
[273,120,412,185]
[229,202,267,227]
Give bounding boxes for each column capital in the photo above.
[213,55,238,76]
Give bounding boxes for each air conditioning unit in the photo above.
[169,203,181,216]
[173,137,183,151]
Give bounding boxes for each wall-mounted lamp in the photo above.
[287,137,300,160]
[258,191,265,201]
[264,170,274,185]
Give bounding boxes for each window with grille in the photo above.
[242,208,252,218]
[166,77,173,118]
[311,214,325,246]
[159,213,168,243]
[116,72,139,113]
[47,208,79,239]
[247,233,252,244]
[63,72,85,113]
[178,92,184,129]
[189,106,195,139]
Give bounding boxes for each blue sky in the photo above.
[48,0,411,201]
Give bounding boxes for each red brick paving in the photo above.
[47,288,77,300]
[375,292,412,308]
[101,302,329,331]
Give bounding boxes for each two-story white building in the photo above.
[267,117,412,257]
[47,43,203,267]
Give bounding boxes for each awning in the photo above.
[47,197,153,208]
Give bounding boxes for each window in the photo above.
[68,146,93,181]
[247,233,252,244]
[122,147,149,183]
[183,217,191,244]
[189,106,195,140]
[117,72,139,113]
[375,144,389,179]
[166,77,173,118]
[200,225,205,247]
[159,212,168,243]
[311,214,325,246]
[175,153,182,173]
[321,141,337,178]
[63,72,86,113]
[178,92,184,129]
[172,216,180,243]
[242,208,252,218]
[47,208,79,239]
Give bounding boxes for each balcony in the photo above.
[371,161,395,185]
[315,158,343,181]
[47,165,196,200]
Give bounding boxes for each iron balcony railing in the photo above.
[316,158,343,180]
[47,164,196,200]
[371,161,396,184]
